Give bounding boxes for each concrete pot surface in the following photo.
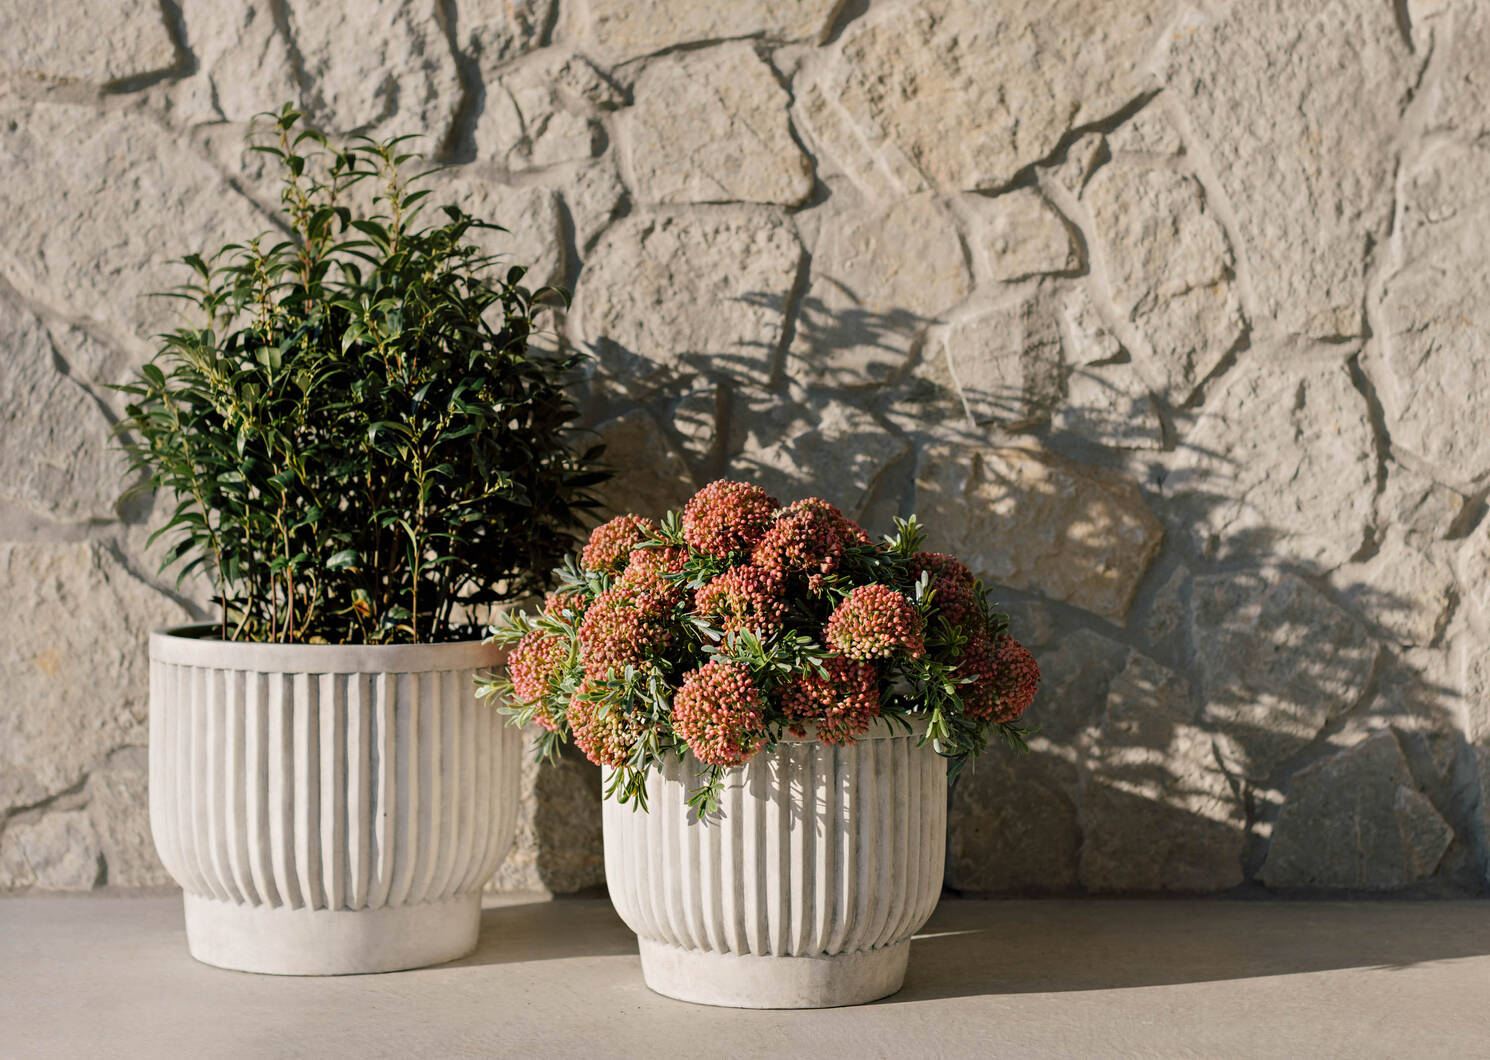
[148,625,520,975]
[603,719,947,1008]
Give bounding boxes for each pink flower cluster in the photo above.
[543,587,590,620]
[694,566,787,636]
[617,544,689,610]
[508,477,1042,779]
[578,586,673,677]
[569,683,643,768]
[956,632,1040,723]
[671,660,766,766]
[824,584,925,660]
[780,656,881,745]
[581,515,656,574]
[682,480,780,558]
[752,498,857,590]
[910,551,979,626]
[509,628,566,702]
[507,628,567,731]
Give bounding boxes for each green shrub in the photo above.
[118,107,607,644]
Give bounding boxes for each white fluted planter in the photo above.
[148,625,521,975]
[603,719,947,1008]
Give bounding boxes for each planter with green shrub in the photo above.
[122,108,604,975]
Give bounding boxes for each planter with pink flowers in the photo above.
[483,481,1040,1008]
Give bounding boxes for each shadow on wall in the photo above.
[933,381,1480,900]
[572,281,1484,902]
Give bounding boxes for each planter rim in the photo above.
[770,714,932,745]
[149,623,504,673]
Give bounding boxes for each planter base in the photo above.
[637,938,910,1009]
[183,893,480,976]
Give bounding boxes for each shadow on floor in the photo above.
[886,899,1490,1002]
[444,898,638,969]
[448,896,1490,998]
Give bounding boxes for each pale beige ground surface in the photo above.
[1,894,1486,1058]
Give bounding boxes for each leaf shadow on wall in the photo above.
[936,409,1480,907]
[576,288,1486,975]
[582,290,937,528]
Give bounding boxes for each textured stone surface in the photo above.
[917,441,1163,624]
[0,0,174,84]
[419,171,563,286]
[591,409,696,520]
[789,194,969,388]
[816,0,1169,192]
[627,45,812,207]
[1166,356,1375,569]
[284,0,461,140]
[1193,570,1378,783]
[729,394,910,518]
[577,0,832,61]
[462,0,555,64]
[0,811,102,892]
[1162,0,1415,338]
[84,748,170,888]
[0,543,186,816]
[1421,1,1490,138]
[942,290,1065,431]
[186,0,298,122]
[1260,731,1452,890]
[0,104,267,352]
[971,188,1076,281]
[948,749,1080,894]
[491,737,607,895]
[1376,140,1490,481]
[0,300,119,522]
[476,51,620,170]
[4,0,1487,900]
[1336,533,1455,648]
[562,155,628,252]
[1081,653,1245,893]
[573,210,802,388]
[1056,360,1162,451]
[1082,160,1243,397]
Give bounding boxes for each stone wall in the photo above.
[2,0,1487,896]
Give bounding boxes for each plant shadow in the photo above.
[444,896,637,969]
[885,898,1490,1001]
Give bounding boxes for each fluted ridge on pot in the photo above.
[603,720,947,959]
[148,628,521,915]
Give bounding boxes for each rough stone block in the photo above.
[1260,731,1452,890]
[626,44,812,207]
[916,441,1163,624]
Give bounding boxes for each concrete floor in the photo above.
[2,893,1487,1058]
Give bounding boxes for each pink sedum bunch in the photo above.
[582,515,657,574]
[507,628,567,731]
[752,498,865,590]
[577,586,673,677]
[694,566,787,637]
[682,480,779,558]
[780,656,880,745]
[488,477,1041,808]
[672,660,767,766]
[616,544,690,610]
[509,628,567,702]
[824,584,926,660]
[569,682,643,768]
[910,552,979,625]
[955,631,1040,723]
